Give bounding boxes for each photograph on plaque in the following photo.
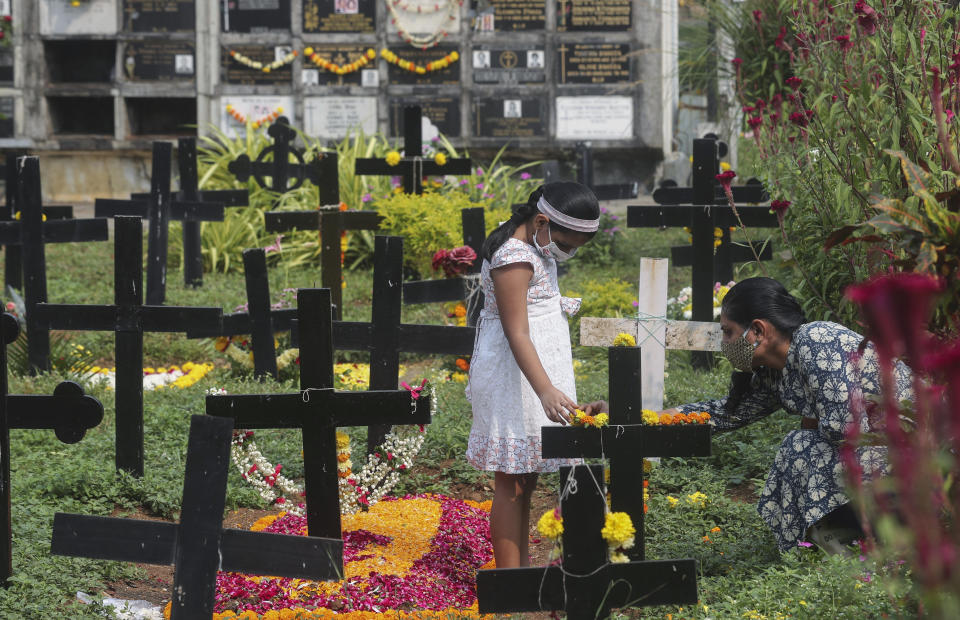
[389,98,460,140]
[222,0,291,33]
[220,95,295,139]
[470,0,545,31]
[302,44,372,86]
[40,0,119,36]
[557,43,631,84]
[474,96,545,138]
[123,0,195,32]
[304,96,377,139]
[303,0,375,33]
[556,95,633,140]
[556,0,631,32]
[473,48,546,85]
[222,45,293,86]
[124,41,196,81]
[0,97,13,138]
[387,46,460,86]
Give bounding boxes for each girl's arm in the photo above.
[492,262,578,424]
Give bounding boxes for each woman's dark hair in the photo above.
[480,181,600,261]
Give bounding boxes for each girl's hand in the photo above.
[539,386,578,425]
[579,400,608,415]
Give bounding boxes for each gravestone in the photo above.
[0,157,109,373]
[123,0,195,32]
[219,96,296,139]
[0,313,104,583]
[301,45,376,87]
[476,465,698,618]
[304,97,378,138]
[123,41,196,81]
[556,96,634,140]
[222,0,292,33]
[40,0,118,36]
[208,287,432,540]
[558,43,631,84]
[303,0,377,33]
[222,44,293,86]
[356,106,472,195]
[35,216,222,477]
[556,0,632,31]
[228,116,334,195]
[51,415,343,620]
[473,96,547,138]
[386,46,461,87]
[0,98,12,138]
[470,0,546,31]
[471,47,547,85]
[388,98,461,141]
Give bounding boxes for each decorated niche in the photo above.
[470,0,545,32]
[303,0,376,33]
[219,96,295,139]
[386,0,462,49]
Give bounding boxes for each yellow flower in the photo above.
[666,495,679,508]
[643,458,653,473]
[594,413,609,427]
[434,152,447,166]
[612,332,636,347]
[641,409,659,425]
[336,431,351,451]
[537,508,563,539]
[609,550,629,563]
[720,161,731,171]
[385,150,401,166]
[686,491,708,508]
[451,371,468,383]
[601,512,635,547]
[262,611,282,620]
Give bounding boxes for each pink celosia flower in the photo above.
[854,1,879,36]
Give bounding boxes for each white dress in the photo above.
[466,238,582,473]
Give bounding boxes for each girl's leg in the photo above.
[491,471,538,568]
[518,473,538,567]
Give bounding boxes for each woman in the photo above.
[664,278,911,552]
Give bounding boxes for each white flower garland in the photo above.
[386,0,462,49]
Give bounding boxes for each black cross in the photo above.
[401,207,486,327]
[541,346,711,560]
[0,313,104,583]
[628,137,776,367]
[0,157,109,373]
[228,116,336,196]
[34,216,222,477]
[476,464,698,618]
[207,287,431,540]
[355,106,472,195]
[186,248,297,380]
[51,414,343,619]
[264,207,382,321]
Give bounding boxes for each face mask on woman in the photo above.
[533,224,577,262]
[721,329,758,372]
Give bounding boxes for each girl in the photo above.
[466,181,600,568]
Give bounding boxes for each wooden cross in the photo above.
[401,207,486,327]
[0,157,109,373]
[264,207,382,321]
[0,313,104,583]
[628,137,775,365]
[541,345,711,560]
[33,216,222,477]
[207,287,431,540]
[476,464,698,618]
[354,106,472,195]
[228,116,335,195]
[186,248,297,380]
[51,415,343,619]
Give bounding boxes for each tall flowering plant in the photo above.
[844,273,960,617]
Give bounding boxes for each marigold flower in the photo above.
[602,512,636,547]
[434,152,447,166]
[666,495,679,508]
[659,413,674,425]
[453,303,467,318]
[641,409,659,425]
[612,332,636,347]
[537,508,564,539]
[385,150,401,166]
[455,358,470,371]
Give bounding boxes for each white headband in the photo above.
[537,196,600,233]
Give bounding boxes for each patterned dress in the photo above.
[466,237,581,473]
[678,321,912,550]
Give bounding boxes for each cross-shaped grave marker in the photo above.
[629,137,775,365]
[186,248,297,380]
[228,116,336,196]
[476,464,699,618]
[51,414,343,619]
[34,216,222,477]
[401,206,486,327]
[0,157,109,373]
[207,287,431,540]
[541,345,712,560]
[0,313,104,583]
[354,106,472,195]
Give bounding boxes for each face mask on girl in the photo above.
[533,224,577,262]
[721,329,758,372]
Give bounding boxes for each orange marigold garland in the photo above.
[305,47,376,75]
[226,104,284,130]
[380,48,459,74]
[229,48,298,73]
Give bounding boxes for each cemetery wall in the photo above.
[0,0,677,197]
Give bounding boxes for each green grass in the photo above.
[0,224,916,617]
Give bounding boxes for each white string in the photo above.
[462,273,483,323]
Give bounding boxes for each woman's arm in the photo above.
[673,370,782,433]
[492,263,578,424]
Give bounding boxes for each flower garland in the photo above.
[641,408,711,426]
[537,507,636,564]
[226,104,284,130]
[380,48,459,73]
[570,408,609,428]
[305,47,376,75]
[385,0,463,49]
[229,49,298,73]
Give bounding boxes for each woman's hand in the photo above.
[579,400,608,415]
[538,386,578,425]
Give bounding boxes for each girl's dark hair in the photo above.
[480,181,599,261]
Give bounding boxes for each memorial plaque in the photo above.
[0,97,13,138]
[558,43,630,84]
[556,95,633,140]
[473,97,545,138]
[305,97,377,138]
[0,48,12,84]
[124,41,195,81]
[473,48,546,85]
[302,45,373,87]
[222,45,293,86]
[220,96,295,139]
[556,0,631,32]
[123,0,195,32]
[389,98,460,139]
[40,0,118,35]
[470,0,545,31]
[387,46,459,86]
[303,0,375,33]
[222,0,291,33]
